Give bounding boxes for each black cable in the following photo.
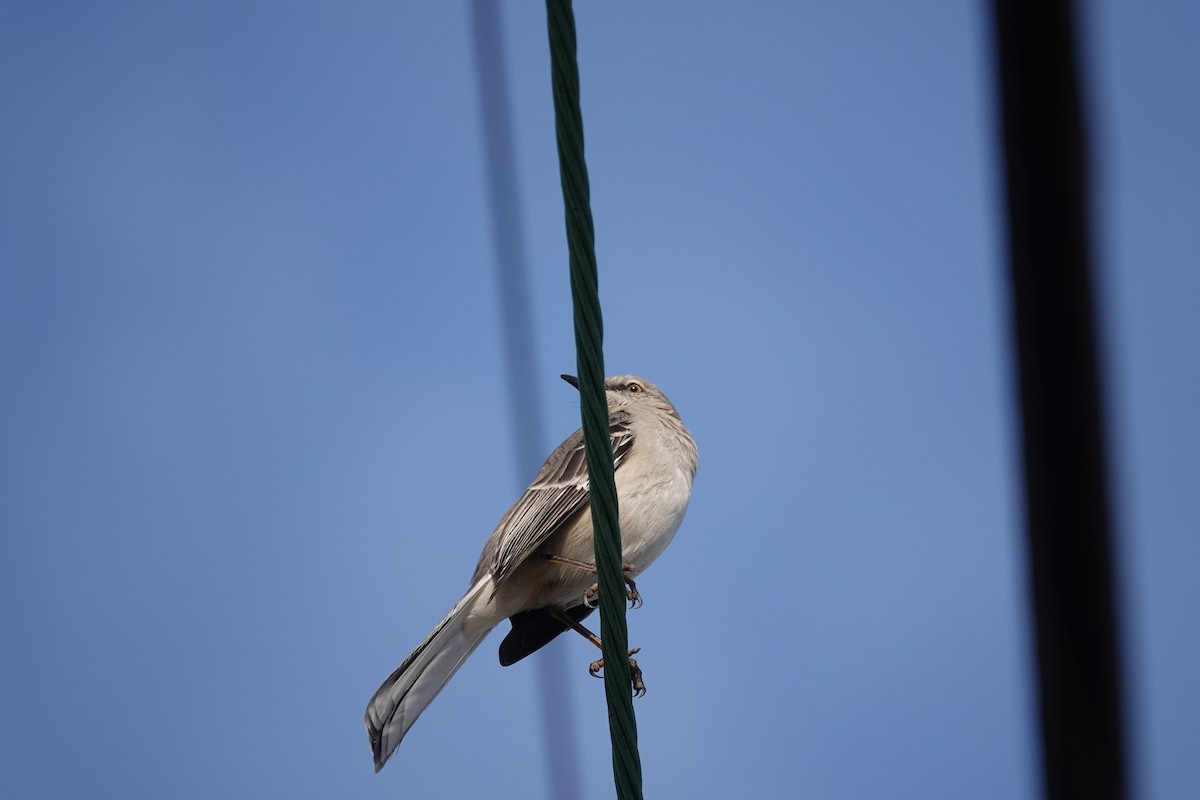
[990,2,1129,797]
[467,3,585,797]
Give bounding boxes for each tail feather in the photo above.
[364,576,493,771]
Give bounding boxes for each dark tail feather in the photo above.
[498,604,595,666]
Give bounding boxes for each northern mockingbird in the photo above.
[365,374,699,772]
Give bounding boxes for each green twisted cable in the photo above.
[544,2,643,798]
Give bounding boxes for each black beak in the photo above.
[560,374,579,389]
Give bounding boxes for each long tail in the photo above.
[364,576,493,772]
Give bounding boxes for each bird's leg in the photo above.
[541,554,642,608]
[546,607,646,696]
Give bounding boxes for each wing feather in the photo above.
[486,410,635,582]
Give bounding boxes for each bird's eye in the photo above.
[627,382,644,393]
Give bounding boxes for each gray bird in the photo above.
[365,374,699,772]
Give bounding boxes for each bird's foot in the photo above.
[588,648,646,696]
[582,566,641,609]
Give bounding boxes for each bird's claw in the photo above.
[583,575,642,609]
[629,655,646,696]
[588,648,646,696]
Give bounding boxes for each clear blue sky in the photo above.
[1,3,1196,798]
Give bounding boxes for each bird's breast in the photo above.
[615,464,694,576]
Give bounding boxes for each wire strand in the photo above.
[544,2,644,797]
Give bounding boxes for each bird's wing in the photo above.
[490,410,635,582]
